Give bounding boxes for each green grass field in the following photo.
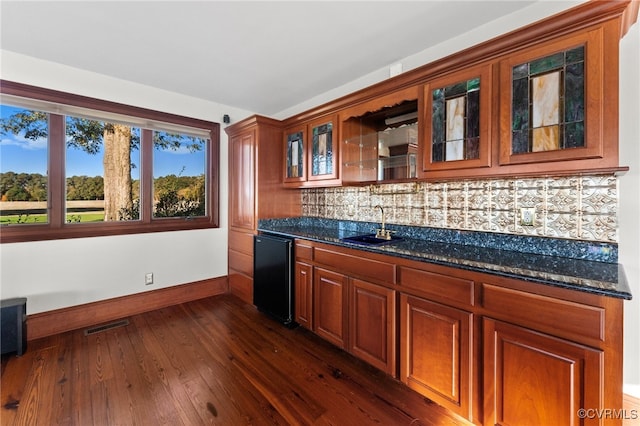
[0,212,105,224]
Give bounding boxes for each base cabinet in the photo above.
[400,293,474,421]
[313,267,348,349]
[296,242,398,375]
[294,261,313,330]
[228,229,255,303]
[290,239,624,426]
[483,318,603,426]
[350,278,396,375]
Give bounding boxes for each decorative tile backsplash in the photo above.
[301,174,618,243]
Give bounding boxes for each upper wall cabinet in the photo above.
[499,25,612,167]
[283,114,340,187]
[422,63,492,173]
[341,86,420,184]
[281,1,637,183]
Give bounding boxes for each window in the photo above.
[0,104,49,226]
[0,81,219,243]
[152,129,207,219]
[65,116,142,223]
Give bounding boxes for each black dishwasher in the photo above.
[253,233,295,326]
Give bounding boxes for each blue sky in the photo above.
[0,105,206,178]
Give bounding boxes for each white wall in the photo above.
[618,22,640,398]
[0,51,254,315]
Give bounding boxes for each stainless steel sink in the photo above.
[340,233,403,246]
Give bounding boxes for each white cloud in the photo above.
[0,134,47,150]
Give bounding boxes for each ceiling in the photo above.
[1,1,580,117]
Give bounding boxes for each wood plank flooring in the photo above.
[1,294,469,425]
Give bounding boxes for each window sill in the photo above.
[0,218,218,243]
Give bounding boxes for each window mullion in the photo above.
[48,114,65,228]
[140,129,153,223]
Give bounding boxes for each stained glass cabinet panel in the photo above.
[423,64,492,173]
[499,28,605,166]
[284,125,307,184]
[307,115,339,183]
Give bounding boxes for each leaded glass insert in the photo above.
[432,77,480,162]
[286,131,304,179]
[311,122,333,176]
[511,45,585,154]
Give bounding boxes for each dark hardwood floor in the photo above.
[1,294,469,425]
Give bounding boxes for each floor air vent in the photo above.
[84,319,130,336]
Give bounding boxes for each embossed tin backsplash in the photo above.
[301,175,618,243]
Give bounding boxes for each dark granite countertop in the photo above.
[258,217,632,300]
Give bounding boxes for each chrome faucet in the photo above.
[374,205,391,240]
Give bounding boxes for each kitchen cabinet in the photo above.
[312,265,397,374]
[313,267,348,349]
[229,130,255,231]
[283,124,307,184]
[421,63,492,173]
[294,240,314,329]
[283,115,340,187]
[349,278,396,375]
[498,23,618,169]
[340,86,419,184]
[294,261,313,330]
[400,295,473,421]
[294,240,398,374]
[308,115,339,184]
[398,265,477,422]
[483,318,602,426]
[280,235,625,425]
[480,280,623,426]
[225,116,301,303]
[279,1,634,182]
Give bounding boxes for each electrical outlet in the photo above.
[145,273,154,285]
[520,207,536,226]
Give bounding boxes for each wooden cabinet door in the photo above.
[295,261,313,330]
[313,267,348,349]
[349,278,396,376]
[483,318,603,426]
[400,294,473,420]
[229,130,255,230]
[498,26,612,167]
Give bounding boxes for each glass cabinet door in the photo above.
[307,115,339,182]
[499,29,605,165]
[284,125,306,184]
[423,64,492,172]
[340,86,419,184]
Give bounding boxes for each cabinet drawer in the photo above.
[295,240,313,261]
[229,229,254,255]
[482,284,605,343]
[229,249,253,277]
[314,247,396,284]
[399,267,474,307]
[228,270,253,304]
